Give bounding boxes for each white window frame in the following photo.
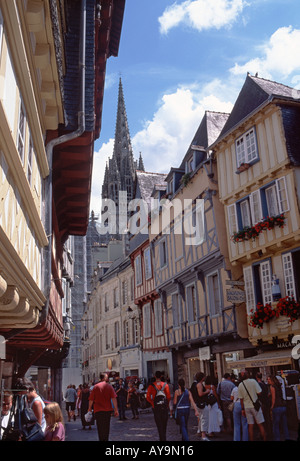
[154,299,163,336]
[249,189,263,224]
[143,303,151,338]
[207,271,222,317]
[113,287,118,308]
[236,127,258,168]
[132,317,138,344]
[259,260,272,305]
[144,246,152,280]
[240,199,252,228]
[282,253,297,299]
[135,254,142,286]
[227,204,238,235]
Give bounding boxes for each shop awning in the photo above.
[229,349,293,369]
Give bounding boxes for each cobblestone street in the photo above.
[63,407,298,443]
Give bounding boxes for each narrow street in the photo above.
[63,407,298,443]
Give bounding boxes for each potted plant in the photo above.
[275,297,300,323]
[237,162,250,173]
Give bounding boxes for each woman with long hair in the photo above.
[173,378,199,441]
[267,375,289,441]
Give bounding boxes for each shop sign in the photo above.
[199,346,210,361]
[226,289,245,303]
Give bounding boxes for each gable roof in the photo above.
[218,74,299,140]
[179,110,230,169]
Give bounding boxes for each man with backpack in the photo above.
[146,371,171,441]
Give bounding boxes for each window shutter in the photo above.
[276,177,289,213]
[282,253,296,299]
[250,190,262,224]
[227,204,238,235]
[243,266,255,315]
[259,260,272,305]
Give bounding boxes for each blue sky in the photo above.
[90,0,300,214]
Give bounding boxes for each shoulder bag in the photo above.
[242,381,261,412]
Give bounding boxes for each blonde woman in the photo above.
[44,402,65,441]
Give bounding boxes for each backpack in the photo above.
[207,386,217,406]
[153,383,167,409]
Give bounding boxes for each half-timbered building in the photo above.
[149,111,253,386]
[211,74,300,378]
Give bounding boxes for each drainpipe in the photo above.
[40,0,87,326]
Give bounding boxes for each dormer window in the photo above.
[187,156,194,173]
[168,177,174,195]
[236,127,258,168]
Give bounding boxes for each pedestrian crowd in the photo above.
[1,370,297,442]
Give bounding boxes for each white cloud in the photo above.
[230,26,300,79]
[159,0,246,34]
[91,80,234,214]
[90,138,114,215]
[132,81,233,174]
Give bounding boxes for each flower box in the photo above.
[231,214,285,243]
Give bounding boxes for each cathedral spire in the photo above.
[138,152,145,171]
[113,77,134,174]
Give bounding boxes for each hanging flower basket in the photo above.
[231,214,285,243]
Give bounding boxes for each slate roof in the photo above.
[135,171,167,207]
[218,74,299,140]
[179,110,230,169]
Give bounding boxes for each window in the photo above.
[104,293,108,312]
[113,287,118,308]
[207,272,221,316]
[144,247,152,280]
[135,255,142,286]
[122,280,127,305]
[243,266,256,315]
[172,294,179,328]
[282,251,300,300]
[186,156,194,173]
[130,275,134,300]
[132,318,138,344]
[27,135,34,186]
[159,240,167,268]
[236,127,258,167]
[143,303,151,338]
[168,177,174,195]
[154,299,163,336]
[17,101,26,163]
[123,320,129,346]
[228,177,289,234]
[105,325,109,350]
[252,259,272,306]
[114,322,120,347]
[186,284,197,323]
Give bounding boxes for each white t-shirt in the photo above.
[238,379,261,409]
